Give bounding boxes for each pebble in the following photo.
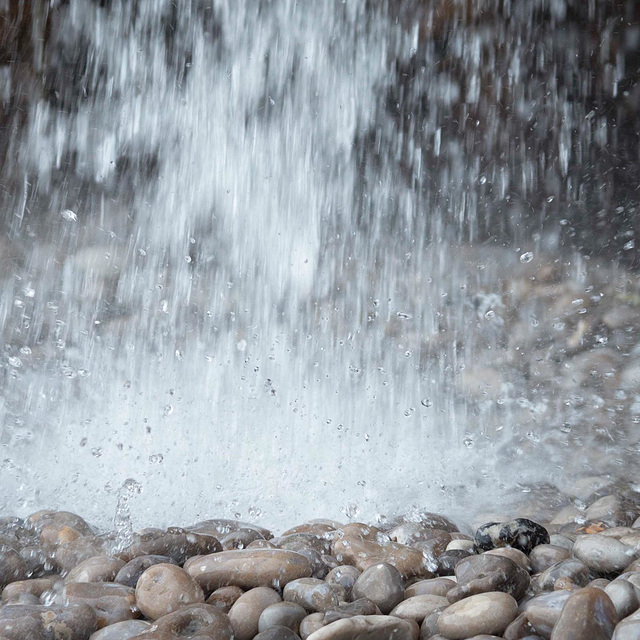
[322,598,380,623]
[405,578,455,598]
[535,559,590,591]
[259,601,307,632]
[529,544,571,573]
[351,562,404,614]
[89,620,151,640]
[114,555,178,588]
[573,534,636,574]
[520,590,572,637]
[305,614,416,639]
[299,612,325,639]
[324,566,360,597]
[130,603,233,639]
[206,585,244,612]
[63,582,138,628]
[331,524,430,579]
[0,603,98,640]
[121,529,221,565]
[135,563,204,620]
[254,627,302,640]
[550,587,618,639]
[64,555,126,585]
[389,593,449,623]
[437,592,518,639]
[447,554,530,603]
[2,577,59,602]
[186,549,312,591]
[485,547,532,572]
[474,519,550,554]
[283,578,339,612]
[228,586,282,640]
[604,579,640,618]
[0,550,28,589]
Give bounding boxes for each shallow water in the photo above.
[0,0,638,529]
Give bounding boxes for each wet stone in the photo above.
[64,555,126,585]
[89,620,151,640]
[474,519,550,554]
[186,549,312,591]
[573,534,636,574]
[520,590,572,637]
[535,559,590,591]
[351,562,404,615]
[254,627,302,640]
[135,563,204,620]
[529,544,571,573]
[389,593,449,623]
[447,554,530,603]
[206,585,244,613]
[299,612,325,639]
[438,592,518,639]
[324,566,360,597]
[420,606,447,639]
[63,582,138,628]
[221,528,266,551]
[186,519,272,540]
[485,547,532,572]
[321,598,380,623]
[0,550,28,589]
[305,614,416,640]
[437,550,473,576]
[55,537,108,573]
[229,586,282,640]
[258,601,307,632]
[550,587,618,640]
[283,578,339,613]
[406,577,455,599]
[604,579,640,618]
[130,603,234,640]
[120,529,221,565]
[114,555,177,588]
[0,603,98,640]
[2,577,59,603]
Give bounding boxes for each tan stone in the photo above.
[65,556,126,585]
[228,587,282,640]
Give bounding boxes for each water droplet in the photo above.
[91,447,103,458]
[8,357,22,368]
[61,209,77,221]
[624,240,635,251]
[520,251,534,263]
[526,431,541,444]
[149,453,164,464]
[344,503,359,519]
[463,435,474,448]
[421,398,433,408]
[236,339,247,351]
[484,310,495,319]
[162,404,174,418]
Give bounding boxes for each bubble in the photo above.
[520,251,534,263]
[463,435,474,448]
[149,453,164,464]
[61,209,77,221]
[344,503,360,519]
[421,398,433,408]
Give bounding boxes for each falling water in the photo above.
[0,0,639,528]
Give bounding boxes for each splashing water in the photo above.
[0,0,638,528]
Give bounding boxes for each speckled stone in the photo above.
[474,519,549,554]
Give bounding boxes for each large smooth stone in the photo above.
[186,519,272,540]
[306,614,416,639]
[2,577,59,603]
[406,578,455,599]
[114,555,177,588]
[613,618,640,640]
[206,585,244,613]
[283,578,339,613]
[520,590,572,637]
[550,587,618,639]
[120,529,221,565]
[484,547,532,573]
[136,563,204,620]
[332,524,430,579]
[529,545,571,573]
[55,538,109,573]
[228,587,282,640]
[536,559,590,591]
[0,603,98,640]
[390,594,448,623]
[259,601,307,633]
[573,535,636,574]
[351,563,404,614]
[324,566,360,597]
[26,511,93,537]
[474,519,549,554]
[447,555,530,603]
[129,603,233,639]
[187,549,312,591]
[89,620,151,640]
[605,580,640,619]
[64,555,126,584]
[63,582,138,628]
[438,592,518,639]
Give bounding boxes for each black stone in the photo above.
[474,518,550,554]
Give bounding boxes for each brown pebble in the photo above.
[228,587,282,640]
[206,585,244,613]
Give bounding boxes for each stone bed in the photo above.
[1,493,640,640]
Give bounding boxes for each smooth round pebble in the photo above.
[550,587,618,639]
[438,592,518,639]
[283,578,339,613]
[351,563,404,614]
[229,586,282,640]
[573,535,636,574]
[259,601,307,633]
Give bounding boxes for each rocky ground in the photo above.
[2,495,640,639]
